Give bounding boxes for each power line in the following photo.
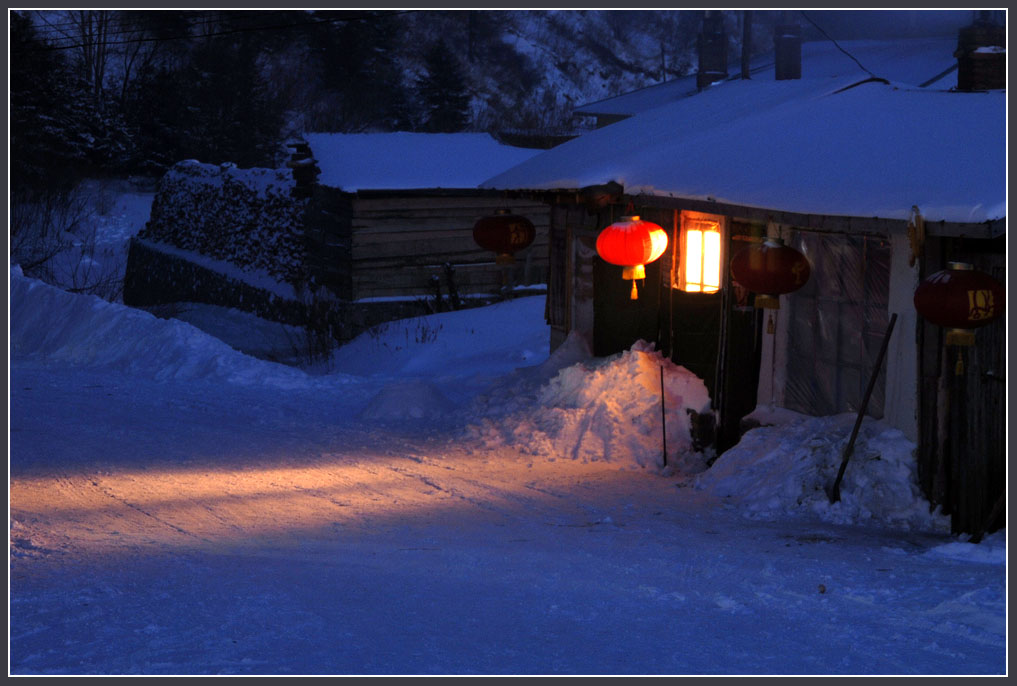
[12,9,415,55]
[797,10,878,79]
[26,9,303,40]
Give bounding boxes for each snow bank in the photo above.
[331,296,550,382]
[926,530,1006,565]
[466,339,713,472]
[9,267,316,389]
[694,411,951,532]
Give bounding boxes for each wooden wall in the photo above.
[918,235,1006,536]
[349,191,550,301]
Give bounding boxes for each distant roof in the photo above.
[305,132,543,191]
[575,37,959,119]
[484,77,1005,225]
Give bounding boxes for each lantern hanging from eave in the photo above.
[913,262,1004,346]
[472,209,536,265]
[596,215,668,300]
[729,237,811,309]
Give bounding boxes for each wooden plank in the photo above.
[353,257,549,273]
[630,194,1003,240]
[355,204,550,220]
[354,262,541,287]
[353,195,550,214]
[353,216,550,235]
[353,236,550,261]
[353,224,549,243]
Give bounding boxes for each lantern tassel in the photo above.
[955,349,964,376]
[630,280,639,300]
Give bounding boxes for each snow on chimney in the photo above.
[697,11,728,90]
[285,139,320,198]
[774,23,801,80]
[955,14,1005,91]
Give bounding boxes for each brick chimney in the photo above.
[285,139,320,199]
[774,22,802,80]
[697,11,728,90]
[955,13,1005,91]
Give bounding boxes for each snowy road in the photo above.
[9,364,1006,675]
[8,276,1006,675]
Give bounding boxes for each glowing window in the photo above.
[679,218,722,293]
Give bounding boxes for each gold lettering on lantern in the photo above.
[509,225,527,245]
[791,261,806,285]
[967,289,994,321]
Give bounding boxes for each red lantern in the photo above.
[729,237,811,309]
[472,210,536,265]
[914,262,1004,346]
[596,215,668,300]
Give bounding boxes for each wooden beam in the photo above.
[506,187,1004,239]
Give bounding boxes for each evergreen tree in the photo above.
[305,11,413,132]
[9,11,97,188]
[125,35,285,171]
[415,39,471,133]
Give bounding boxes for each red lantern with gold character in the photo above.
[472,210,536,265]
[729,237,811,309]
[914,262,1004,346]
[596,215,668,300]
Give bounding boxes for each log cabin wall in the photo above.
[348,190,550,301]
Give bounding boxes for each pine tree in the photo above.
[9,11,98,188]
[125,35,285,171]
[415,39,471,133]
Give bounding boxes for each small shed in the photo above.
[303,132,550,307]
[483,28,1006,535]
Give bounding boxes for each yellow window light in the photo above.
[680,219,722,293]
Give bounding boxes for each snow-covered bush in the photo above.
[10,185,125,301]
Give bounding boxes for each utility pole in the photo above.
[741,10,753,79]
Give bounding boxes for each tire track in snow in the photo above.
[87,477,213,544]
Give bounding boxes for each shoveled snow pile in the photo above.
[9,266,318,389]
[694,411,951,532]
[465,339,713,472]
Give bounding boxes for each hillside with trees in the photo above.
[10,9,789,180]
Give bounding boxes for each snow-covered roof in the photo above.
[305,132,544,191]
[575,37,960,118]
[485,76,1005,225]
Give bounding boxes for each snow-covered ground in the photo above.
[8,261,1006,675]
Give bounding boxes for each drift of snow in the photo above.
[695,412,951,532]
[9,266,317,389]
